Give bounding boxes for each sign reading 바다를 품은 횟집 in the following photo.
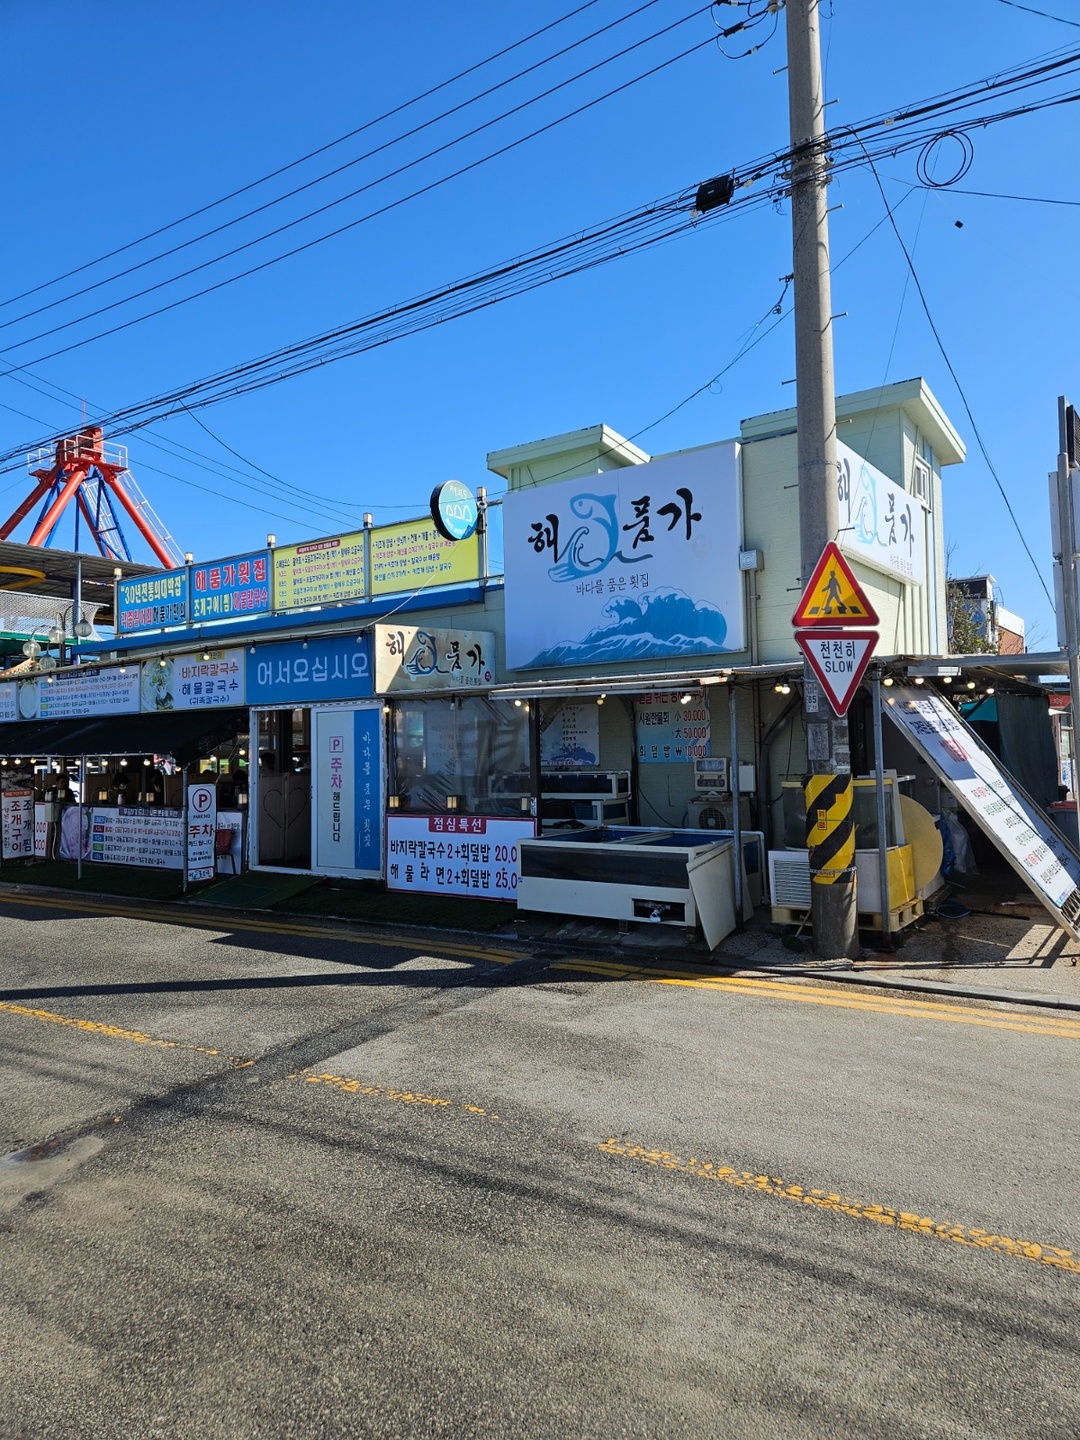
[502,444,743,671]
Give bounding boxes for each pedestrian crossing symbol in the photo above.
[792,541,879,628]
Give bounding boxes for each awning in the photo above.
[0,706,247,765]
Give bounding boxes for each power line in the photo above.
[859,144,1055,609]
[996,0,1080,28]
[0,0,675,336]
[2,12,717,363]
[0,0,613,313]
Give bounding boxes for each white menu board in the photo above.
[141,649,245,712]
[886,686,1080,936]
[17,667,140,721]
[385,814,534,901]
[88,806,184,869]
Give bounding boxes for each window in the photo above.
[390,697,529,815]
[913,455,931,505]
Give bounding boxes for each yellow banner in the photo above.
[370,520,480,595]
[273,530,366,610]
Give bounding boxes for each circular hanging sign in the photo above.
[429,479,479,543]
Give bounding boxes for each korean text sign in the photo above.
[191,551,270,622]
[386,815,534,900]
[370,520,479,595]
[314,706,382,874]
[141,649,245,711]
[634,692,711,763]
[503,443,744,671]
[118,572,188,632]
[245,633,374,705]
[886,687,1080,933]
[273,531,366,610]
[836,441,926,586]
[374,625,495,692]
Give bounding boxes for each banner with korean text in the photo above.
[246,634,373,706]
[141,649,245,711]
[313,705,382,875]
[370,520,479,595]
[386,814,534,900]
[503,443,744,670]
[374,625,495,692]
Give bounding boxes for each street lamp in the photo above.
[47,605,93,667]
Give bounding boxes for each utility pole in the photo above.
[1054,397,1080,795]
[785,0,859,959]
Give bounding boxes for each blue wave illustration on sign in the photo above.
[522,588,728,668]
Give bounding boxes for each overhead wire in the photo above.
[858,142,1055,609]
[0,0,677,337]
[0,11,720,364]
[0,0,614,313]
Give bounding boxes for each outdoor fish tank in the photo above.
[517,826,751,948]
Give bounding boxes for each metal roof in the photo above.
[0,540,161,601]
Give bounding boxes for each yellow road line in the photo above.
[296,1069,502,1120]
[552,960,1080,1040]
[0,889,520,964]
[599,1138,1080,1276]
[0,999,249,1065]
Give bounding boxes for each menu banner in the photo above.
[370,520,479,596]
[191,551,270,622]
[18,667,141,722]
[117,572,188,632]
[634,692,710,764]
[141,649,245,711]
[385,814,534,901]
[88,806,184,869]
[273,530,366,611]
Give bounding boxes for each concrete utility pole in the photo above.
[785,0,859,959]
[1055,397,1080,790]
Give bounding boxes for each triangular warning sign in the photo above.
[794,629,878,716]
[792,541,879,628]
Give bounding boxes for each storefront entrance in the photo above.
[251,702,383,877]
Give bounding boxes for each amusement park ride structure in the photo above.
[0,427,183,570]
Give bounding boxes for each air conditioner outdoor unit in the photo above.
[687,796,730,830]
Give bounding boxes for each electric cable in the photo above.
[0,0,677,336]
[0,0,614,313]
[859,143,1056,610]
[1,13,718,361]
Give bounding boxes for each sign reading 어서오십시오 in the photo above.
[245,633,374,706]
[503,443,744,671]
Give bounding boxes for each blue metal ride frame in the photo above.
[32,463,134,560]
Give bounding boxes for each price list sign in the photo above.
[386,815,534,901]
[89,807,184,869]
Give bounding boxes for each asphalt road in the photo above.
[1,889,1078,1440]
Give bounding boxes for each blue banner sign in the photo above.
[117,572,188,633]
[245,632,374,705]
[191,551,271,622]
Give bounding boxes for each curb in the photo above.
[738,961,1080,1013]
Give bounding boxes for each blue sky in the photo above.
[1,0,1076,647]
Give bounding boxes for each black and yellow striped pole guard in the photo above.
[804,773,855,885]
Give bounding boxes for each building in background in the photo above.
[947,573,1026,655]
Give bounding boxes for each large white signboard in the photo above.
[15,667,140,722]
[88,807,184,869]
[886,687,1080,936]
[504,444,744,670]
[386,814,534,900]
[837,441,926,586]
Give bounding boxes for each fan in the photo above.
[687,796,729,830]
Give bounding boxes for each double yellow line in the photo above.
[551,958,1080,1041]
[0,888,520,965]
